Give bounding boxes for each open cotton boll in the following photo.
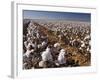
[24,49,34,57]
[58,49,66,65]
[54,43,60,48]
[41,47,53,61]
[39,61,45,68]
[84,35,90,40]
[42,41,47,47]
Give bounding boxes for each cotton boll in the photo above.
[42,41,47,47]
[58,49,66,65]
[81,41,85,47]
[39,61,45,68]
[41,47,53,62]
[54,43,60,48]
[24,49,34,57]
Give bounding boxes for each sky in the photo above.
[23,10,91,22]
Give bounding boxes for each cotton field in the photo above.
[23,19,91,69]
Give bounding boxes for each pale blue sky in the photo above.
[23,10,91,22]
